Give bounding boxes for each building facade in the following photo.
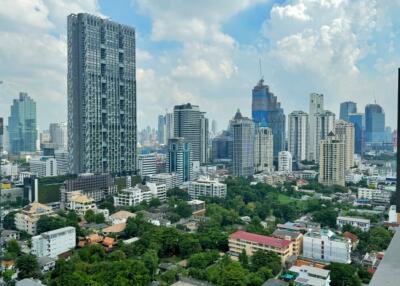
[15,203,54,235]
[288,111,309,161]
[348,113,364,154]
[157,115,166,144]
[173,103,208,164]
[211,131,233,163]
[339,101,357,122]
[319,132,345,186]
[303,229,352,264]
[188,177,227,199]
[308,93,324,161]
[68,13,137,175]
[30,156,57,177]
[138,153,157,177]
[149,173,178,190]
[232,110,255,177]
[334,120,355,170]
[49,122,67,150]
[31,227,76,258]
[365,104,385,144]
[55,149,69,175]
[254,127,274,173]
[251,79,285,158]
[337,216,371,232]
[167,138,192,183]
[7,93,37,154]
[314,110,335,162]
[278,151,292,173]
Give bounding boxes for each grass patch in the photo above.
[277,194,294,204]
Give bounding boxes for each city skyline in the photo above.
[0,0,399,131]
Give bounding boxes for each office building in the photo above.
[252,79,285,158]
[340,101,357,122]
[31,227,76,258]
[211,131,233,163]
[137,153,157,176]
[49,122,67,150]
[7,92,38,154]
[278,151,292,173]
[232,110,255,177]
[165,113,174,143]
[335,120,355,170]
[188,177,227,200]
[303,229,352,264]
[29,156,58,177]
[149,173,178,190]
[157,115,166,144]
[173,103,208,164]
[55,149,69,175]
[254,127,274,173]
[319,132,345,186]
[288,111,309,161]
[365,104,385,144]
[348,113,364,154]
[211,119,218,137]
[314,110,335,161]
[60,174,117,206]
[308,93,324,161]
[229,230,293,264]
[337,216,371,232]
[289,265,331,286]
[167,138,192,183]
[15,202,54,235]
[68,13,137,175]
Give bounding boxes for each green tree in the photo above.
[142,249,158,279]
[175,201,192,218]
[312,208,338,228]
[36,215,65,234]
[179,236,201,257]
[250,251,281,275]
[2,269,14,283]
[16,254,39,279]
[3,212,17,230]
[239,250,249,269]
[328,263,361,286]
[5,239,20,259]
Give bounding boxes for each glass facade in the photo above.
[348,113,364,154]
[365,104,385,144]
[339,101,357,122]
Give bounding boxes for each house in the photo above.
[188,200,206,217]
[38,256,56,273]
[66,191,96,216]
[289,265,331,286]
[343,231,359,248]
[15,202,54,235]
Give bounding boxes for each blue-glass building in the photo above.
[7,92,37,154]
[167,137,192,183]
[348,113,364,154]
[339,101,357,121]
[251,79,285,158]
[365,104,385,144]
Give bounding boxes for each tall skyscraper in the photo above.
[49,122,68,150]
[314,110,335,162]
[335,120,355,170]
[7,92,38,154]
[308,93,324,161]
[254,127,274,173]
[211,131,233,163]
[157,115,166,144]
[211,120,218,137]
[365,104,385,144]
[251,79,285,158]
[232,110,255,177]
[165,113,174,143]
[348,113,364,154]
[167,138,192,183]
[288,111,309,161]
[339,101,357,122]
[173,103,208,164]
[68,13,137,175]
[319,132,345,186]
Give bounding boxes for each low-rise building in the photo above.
[337,216,371,232]
[188,177,227,199]
[29,156,57,177]
[138,153,157,177]
[289,265,331,286]
[66,191,96,216]
[149,173,178,190]
[272,229,303,256]
[229,230,293,264]
[188,199,206,217]
[31,226,76,258]
[109,210,136,225]
[114,183,167,207]
[15,202,54,235]
[1,230,20,242]
[303,229,351,264]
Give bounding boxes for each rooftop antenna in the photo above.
[258,58,264,86]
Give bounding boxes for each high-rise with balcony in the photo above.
[252,79,285,158]
[68,13,136,175]
[319,132,345,186]
[335,120,355,170]
[314,110,335,162]
[7,93,38,154]
[254,127,274,173]
[308,93,324,161]
[288,111,309,161]
[173,103,208,164]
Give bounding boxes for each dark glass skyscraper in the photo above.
[251,79,285,158]
[339,101,357,121]
[68,13,137,175]
[348,113,364,154]
[365,104,385,144]
[7,92,37,154]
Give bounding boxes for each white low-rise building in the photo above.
[31,226,76,258]
[303,229,351,264]
[188,177,227,199]
[337,216,371,232]
[149,173,178,190]
[138,153,157,177]
[29,156,57,177]
[289,265,331,286]
[15,202,55,235]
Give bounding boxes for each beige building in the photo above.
[272,229,303,256]
[319,132,345,186]
[335,120,355,170]
[15,202,54,235]
[66,191,96,216]
[254,127,274,173]
[229,230,293,264]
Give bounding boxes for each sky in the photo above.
[0,0,399,132]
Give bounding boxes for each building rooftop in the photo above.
[102,223,126,233]
[337,216,370,224]
[110,210,136,220]
[22,202,53,215]
[70,193,94,204]
[230,230,292,248]
[272,229,302,240]
[262,279,289,286]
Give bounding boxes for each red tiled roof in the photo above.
[343,231,359,243]
[230,230,292,248]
